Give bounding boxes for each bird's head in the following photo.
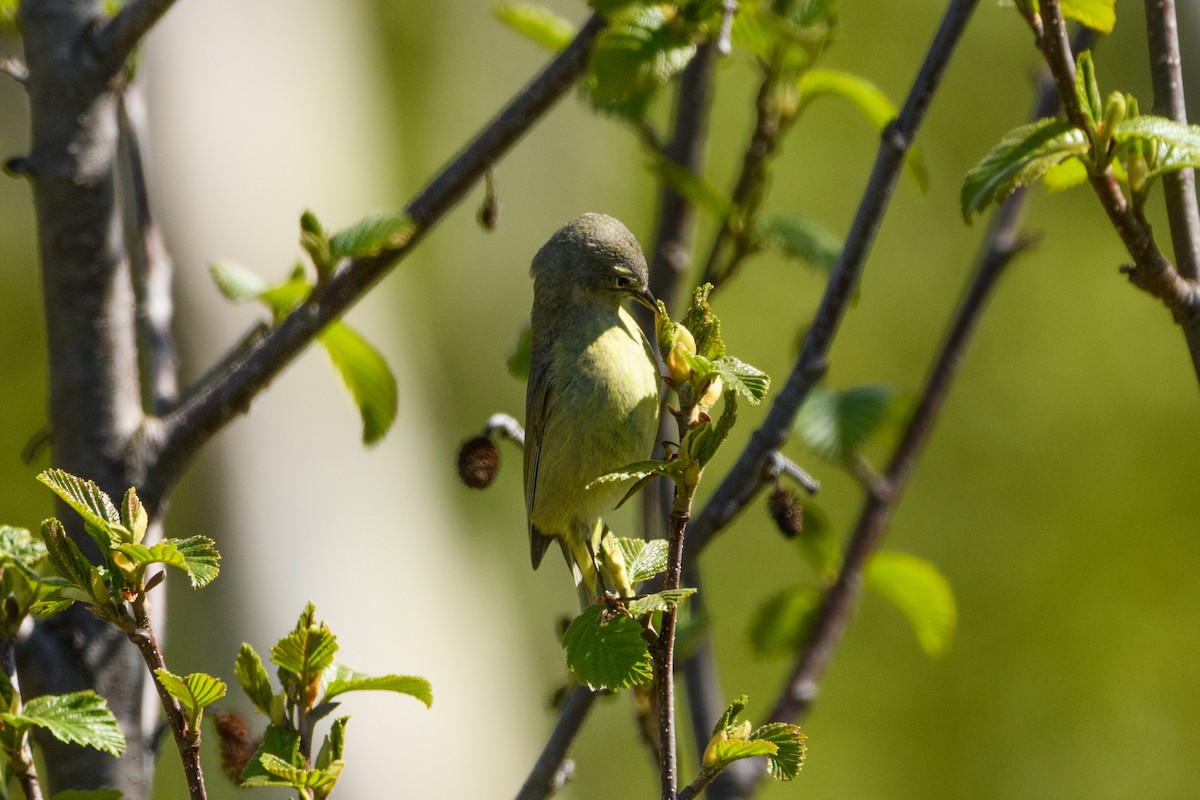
[531,213,657,312]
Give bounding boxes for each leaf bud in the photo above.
[1101,90,1126,137]
[767,487,804,539]
[665,324,698,385]
[457,435,500,489]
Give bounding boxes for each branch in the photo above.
[144,13,607,505]
[91,0,180,75]
[712,36,1091,797]
[513,685,597,800]
[1143,0,1200,281]
[1036,0,1200,382]
[683,0,981,562]
[0,56,27,83]
[119,85,180,414]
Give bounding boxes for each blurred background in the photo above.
[1,0,1198,797]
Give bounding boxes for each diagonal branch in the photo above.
[683,0,981,563]
[1143,0,1200,282]
[143,13,607,505]
[91,0,181,76]
[513,685,597,800]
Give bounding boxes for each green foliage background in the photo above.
[1,0,1198,797]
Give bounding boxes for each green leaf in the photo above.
[299,210,334,279]
[0,525,48,577]
[687,390,737,467]
[708,736,778,766]
[235,643,276,715]
[39,519,94,591]
[865,551,956,657]
[798,68,928,191]
[712,356,770,404]
[172,536,221,588]
[752,721,808,779]
[328,211,416,260]
[585,5,697,119]
[748,584,822,658]
[256,265,311,321]
[315,716,348,771]
[1114,115,1200,181]
[317,322,398,446]
[209,260,268,301]
[507,325,532,380]
[1041,156,1089,191]
[10,691,125,756]
[322,663,432,707]
[493,3,575,51]
[240,725,302,786]
[153,669,227,730]
[271,610,338,690]
[755,214,843,272]
[795,383,894,462]
[1060,0,1115,33]
[562,604,653,690]
[256,753,339,791]
[587,459,676,490]
[961,118,1088,221]
[627,587,696,616]
[648,157,733,219]
[1074,50,1102,131]
[37,469,127,549]
[625,538,668,584]
[120,488,148,546]
[713,695,748,735]
[681,284,723,360]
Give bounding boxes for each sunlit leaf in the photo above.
[752,721,807,779]
[562,604,653,690]
[9,691,125,755]
[585,5,696,119]
[318,322,398,446]
[322,663,432,707]
[236,643,276,715]
[865,550,956,657]
[153,669,227,729]
[37,469,126,548]
[494,3,574,51]
[626,538,669,584]
[961,118,1088,221]
[626,587,696,616]
[328,211,416,260]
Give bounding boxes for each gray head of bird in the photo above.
[531,213,657,312]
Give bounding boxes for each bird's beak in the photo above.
[633,287,658,314]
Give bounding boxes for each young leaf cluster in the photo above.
[963,50,1200,220]
[694,695,806,788]
[208,207,405,445]
[231,603,431,798]
[35,469,220,624]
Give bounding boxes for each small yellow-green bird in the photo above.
[524,213,661,607]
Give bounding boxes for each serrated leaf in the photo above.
[755,214,843,271]
[240,725,302,785]
[961,118,1088,221]
[1060,0,1115,33]
[752,722,807,779]
[562,604,653,690]
[795,384,894,462]
[798,68,928,190]
[587,459,676,489]
[865,550,956,657]
[626,538,669,584]
[713,695,749,735]
[153,669,226,729]
[328,212,416,260]
[10,691,125,755]
[648,157,733,219]
[687,390,737,467]
[748,584,823,658]
[39,519,93,590]
[627,587,696,616]
[0,526,48,582]
[120,488,147,546]
[508,325,532,380]
[1074,50,1102,130]
[315,716,348,770]
[317,322,398,446]
[271,618,338,688]
[172,536,221,588]
[37,469,127,549]
[585,5,697,119]
[209,260,268,301]
[322,663,432,707]
[494,3,574,51]
[1114,115,1200,182]
[713,356,770,404]
[709,736,777,766]
[235,643,276,715]
[681,284,723,360]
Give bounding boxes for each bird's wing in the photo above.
[524,358,556,569]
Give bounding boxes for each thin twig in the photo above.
[1143,0,1200,281]
[655,499,690,800]
[91,0,180,75]
[513,685,597,800]
[684,0,981,562]
[144,14,608,506]
[119,85,180,414]
[1037,0,1200,383]
[127,598,207,800]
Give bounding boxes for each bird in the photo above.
[524,213,661,608]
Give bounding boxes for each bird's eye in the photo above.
[614,275,634,289]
